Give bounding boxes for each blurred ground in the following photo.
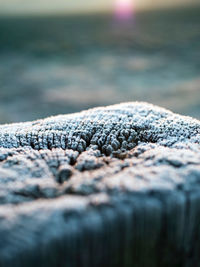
[0,6,199,123]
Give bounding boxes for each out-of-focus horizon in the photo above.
[0,0,199,16]
[0,1,199,123]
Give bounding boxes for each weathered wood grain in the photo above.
[0,102,199,267]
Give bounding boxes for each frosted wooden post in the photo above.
[0,102,199,266]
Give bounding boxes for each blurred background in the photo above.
[0,0,199,123]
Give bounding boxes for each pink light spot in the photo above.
[114,0,134,20]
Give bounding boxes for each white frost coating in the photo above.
[0,101,199,202]
[0,102,199,267]
[0,102,199,151]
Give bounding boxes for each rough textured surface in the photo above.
[0,102,200,267]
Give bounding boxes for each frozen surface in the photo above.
[0,102,199,266]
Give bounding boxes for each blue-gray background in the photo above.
[0,4,199,123]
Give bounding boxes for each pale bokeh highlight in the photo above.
[114,0,134,19]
